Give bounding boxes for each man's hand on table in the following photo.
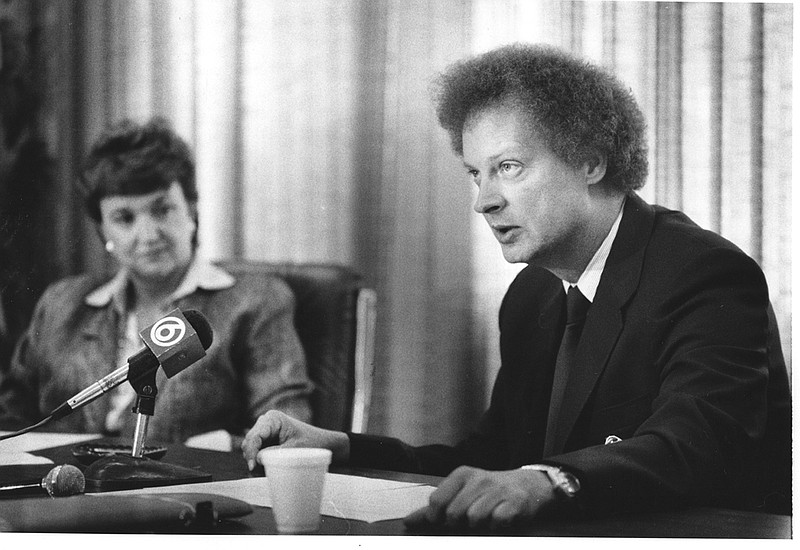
[240,410,350,471]
[404,466,558,531]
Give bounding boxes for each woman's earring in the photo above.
[105,241,115,253]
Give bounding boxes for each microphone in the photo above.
[0,464,85,497]
[49,309,214,421]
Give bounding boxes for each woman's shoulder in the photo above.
[26,273,115,332]
[199,266,296,312]
[214,267,292,296]
[39,272,115,306]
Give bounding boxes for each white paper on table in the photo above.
[101,473,436,523]
[0,452,54,466]
[320,474,436,522]
[0,432,101,453]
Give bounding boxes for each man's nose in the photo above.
[473,179,505,214]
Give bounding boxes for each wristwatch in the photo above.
[521,464,581,499]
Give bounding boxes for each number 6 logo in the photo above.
[150,316,186,347]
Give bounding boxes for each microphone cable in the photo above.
[0,414,55,442]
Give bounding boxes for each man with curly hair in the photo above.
[242,44,791,530]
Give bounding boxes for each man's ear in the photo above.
[584,153,608,186]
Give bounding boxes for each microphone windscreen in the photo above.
[183,309,214,350]
[43,464,85,497]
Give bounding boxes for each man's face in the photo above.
[462,104,595,267]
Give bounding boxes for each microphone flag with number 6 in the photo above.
[44,308,214,422]
[139,308,207,378]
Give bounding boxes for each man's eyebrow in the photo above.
[465,152,513,169]
[463,142,527,169]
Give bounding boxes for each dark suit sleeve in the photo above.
[545,247,773,514]
[347,367,515,475]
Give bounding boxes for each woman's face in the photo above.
[99,181,196,285]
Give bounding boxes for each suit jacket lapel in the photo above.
[544,195,655,456]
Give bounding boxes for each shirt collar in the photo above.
[85,256,235,311]
[562,199,626,302]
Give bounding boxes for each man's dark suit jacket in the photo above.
[349,194,791,516]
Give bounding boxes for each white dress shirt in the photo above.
[562,199,625,301]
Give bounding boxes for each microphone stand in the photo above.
[129,360,157,459]
[81,362,211,492]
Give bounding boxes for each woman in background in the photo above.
[0,117,313,450]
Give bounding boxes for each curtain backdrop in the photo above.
[11,0,792,445]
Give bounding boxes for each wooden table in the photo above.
[0,439,791,537]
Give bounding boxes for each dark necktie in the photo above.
[543,285,591,456]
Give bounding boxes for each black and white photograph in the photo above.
[0,0,792,546]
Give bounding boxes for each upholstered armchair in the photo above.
[216,261,376,433]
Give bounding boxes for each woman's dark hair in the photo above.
[80,117,197,222]
[432,43,648,193]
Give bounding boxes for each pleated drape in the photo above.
[18,0,792,445]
